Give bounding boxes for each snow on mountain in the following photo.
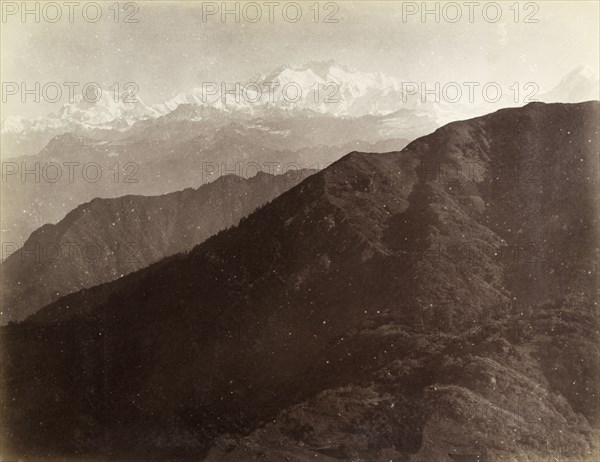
[1,89,158,136]
[1,89,160,158]
[1,116,28,134]
[155,60,419,118]
[4,62,598,147]
[56,89,159,128]
[541,64,600,103]
[0,115,67,134]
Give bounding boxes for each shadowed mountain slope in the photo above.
[2,102,598,461]
[1,170,314,323]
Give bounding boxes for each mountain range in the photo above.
[2,62,597,249]
[3,61,598,159]
[1,60,425,143]
[0,125,410,247]
[2,101,598,461]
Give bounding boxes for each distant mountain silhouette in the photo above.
[2,102,598,462]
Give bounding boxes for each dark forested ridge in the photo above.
[2,102,598,461]
[1,170,314,324]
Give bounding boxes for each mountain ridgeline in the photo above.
[1,170,315,323]
[2,102,599,461]
[1,118,411,247]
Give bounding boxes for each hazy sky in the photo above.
[1,0,599,119]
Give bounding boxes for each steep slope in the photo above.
[1,170,314,324]
[2,102,598,462]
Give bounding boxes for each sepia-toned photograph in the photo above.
[1,1,599,460]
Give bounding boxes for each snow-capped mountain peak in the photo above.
[57,89,158,128]
[4,62,598,145]
[541,64,600,103]
[1,115,28,134]
[155,60,413,118]
[568,64,598,81]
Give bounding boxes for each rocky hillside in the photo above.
[2,102,598,462]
